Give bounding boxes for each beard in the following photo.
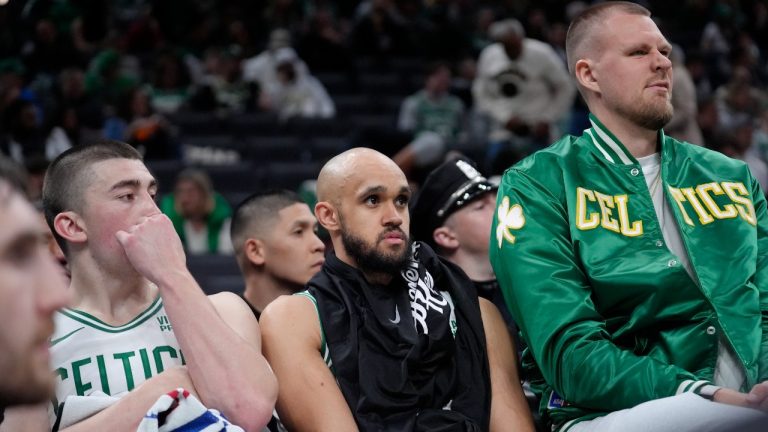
[611,86,674,131]
[340,224,411,276]
[0,343,55,406]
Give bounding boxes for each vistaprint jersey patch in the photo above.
[547,391,569,409]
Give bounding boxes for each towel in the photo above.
[136,388,244,432]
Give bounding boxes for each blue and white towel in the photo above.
[137,388,244,432]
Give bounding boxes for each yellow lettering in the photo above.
[681,187,714,225]
[595,191,620,233]
[615,194,643,236]
[722,182,756,225]
[576,187,600,230]
[668,187,695,226]
[695,182,737,220]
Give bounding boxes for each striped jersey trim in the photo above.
[294,291,332,368]
[584,129,615,163]
[59,296,163,333]
[585,115,637,165]
[675,379,711,395]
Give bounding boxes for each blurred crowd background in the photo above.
[1,0,767,205]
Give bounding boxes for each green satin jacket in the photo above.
[489,114,768,430]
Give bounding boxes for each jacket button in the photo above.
[706,326,717,335]
[630,168,640,176]
[655,240,664,247]
[667,259,677,267]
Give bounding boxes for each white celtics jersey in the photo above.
[50,296,184,407]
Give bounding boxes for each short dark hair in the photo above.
[42,140,142,252]
[230,189,304,256]
[565,1,651,74]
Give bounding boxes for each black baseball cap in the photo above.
[410,157,497,248]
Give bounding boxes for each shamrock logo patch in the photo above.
[496,196,525,248]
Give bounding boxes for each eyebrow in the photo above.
[357,185,411,199]
[1,230,38,258]
[108,178,158,193]
[358,185,386,199]
[290,219,315,229]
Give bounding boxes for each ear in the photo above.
[315,201,339,232]
[244,238,265,266]
[433,226,459,251]
[574,58,600,94]
[53,211,87,245]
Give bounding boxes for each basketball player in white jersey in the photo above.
[2,141,277,432]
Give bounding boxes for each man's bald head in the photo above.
[565,1,651,74]
[316,148,405,206]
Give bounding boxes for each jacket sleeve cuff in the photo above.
[676,380,721,400]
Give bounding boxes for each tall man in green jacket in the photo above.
[490,2,768,431]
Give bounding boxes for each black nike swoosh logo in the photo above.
[50,327,85,346]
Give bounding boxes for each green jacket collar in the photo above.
[584,113,671,166]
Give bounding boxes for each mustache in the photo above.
[377,227,407,242]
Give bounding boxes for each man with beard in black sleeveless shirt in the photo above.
[260,148,533,431]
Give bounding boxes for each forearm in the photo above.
[157,272,276,430]
[481,300,535,432]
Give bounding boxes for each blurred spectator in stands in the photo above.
[546,21,568,65]
[47,67,104,143]
[666,47,704,145]
[243,28,308,87]
[393,62,464,178]
[297,7,353,73]
[349,0,412,58]
[0,58,34,114]
[70,0,113,59]
[0,99,49,163]
[419,1,470,61]
[230,189,325,319]
[160,168,234,255]
[44,105,79,155]
[84,49,139,109]
[710,119,768,192]
[752,109,768,163]
[451,56,476,109]
[226,19,257,59]
[105,86,177,160]
[470,7,495,55]
[747,1,768,54]
[697,96,720,148]
[473,18,575,165]
[714,66,767,131]
[685,50,714,103]
[191,46,255,113]
[264,0,305,33]
[525,8,549,43]
[700,3,738,87]
[148,50,191,114]
[259,48,335,120]
[122,4,164,55]
[730,32,763,83]
[21,18,79,77]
